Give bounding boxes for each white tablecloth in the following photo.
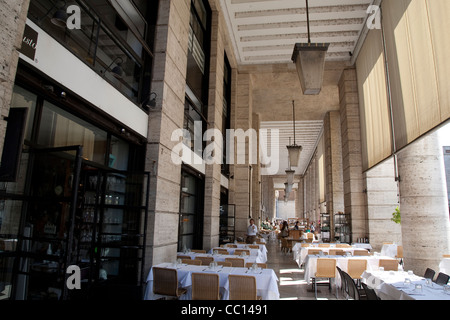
[362,270,450,300]
[208,247,267,263]
[439,258,450,274]
[303,255,398,285]
[380,244,398,258]
[144,263,279,300]
[177,252,263,264]
[294,245,372,267]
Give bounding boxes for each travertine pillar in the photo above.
[397,131,450,274]
[202,9,224,251]
[145,0,190,270]
[324,111,344,234]
[339,68,367,242]
[0,0,30,159]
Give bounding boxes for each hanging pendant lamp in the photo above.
[292,0,329,95]
[287,100,302,167]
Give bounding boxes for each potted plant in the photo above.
[391,206,401,224]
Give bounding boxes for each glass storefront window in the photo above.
[37,101,108,164]
[109,136,129,170]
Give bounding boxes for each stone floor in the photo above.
[264,238,339,300]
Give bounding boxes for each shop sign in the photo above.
[19,24,39,61]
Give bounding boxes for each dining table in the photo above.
[208,246,267,263]
[361,269,450,300]
[177,251,264,264]
[144,262,280,300]
[303,254,398,285]
[294,244,373,267]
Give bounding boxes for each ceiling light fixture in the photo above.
[292,0,329,95]
[286,100,302,168]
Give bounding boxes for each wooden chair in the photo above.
[443,254,450,258]
[235,249,250,256]
[228,275,262,300]
[182,259,202,265]
[318,243,330,248]
[245,263,267,269]
[152,267,187,300]
[353,250,370,256]
[379,259,399,271]
[280,238,292,253]
[336,244,351,248]
[177,255,192,260]
[226,244,238,248]
[214,249,229,255]
[290,230,301,239]
[347,259,368,287]
[248,245,259,249]
[329,249,345,256]
[301,243,311,247]
[191,249,206,254]
[217,261,232,267]
[396,245,404,267]
[195,256,214,266]
[308,249,322,255]
[312,258,337,299]
[225,258,245,267]
[256,241,265,245]
[192,273,220,300]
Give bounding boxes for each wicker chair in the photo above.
[379,259,399,271]
[228,275,262,300]
[245,263,267,269]
[191,249,206,254]
[353,250,370,256]
[347,259,367,287]
[329,249,345,256]
[195,256,214,266]
[214,249,229,255]
[217,261,232,267]
[234,249,250,256]
[225,258,245,267]
[152,267,187,299]
[312,258,337,299]
[182,259,202,265]
[192,273,220,300]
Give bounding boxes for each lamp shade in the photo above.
[284,182,293,194]
[51,9,68,28]
[287,145,302,167]
[292,43,329,95]
[285,169,295,185]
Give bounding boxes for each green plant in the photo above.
[391,206,401,224]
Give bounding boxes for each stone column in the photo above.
[145,0,190,270]
[295,177,304,219]
[233,73,253,239]
[339,68,367,242]
[202,9,224,251]
[0,0,30,159]
[397,130,450,274]
[364,157,401,251]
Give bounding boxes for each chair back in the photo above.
[301,243,310,247]
[353,250,370,256]
[308,249,322,255]
[245,263,267,269]
[228,275,258,300]
[248,245,259,249]
[214,249,229,255]
[191,249,206,254]
[379,259,398,271]
[235,249,250,256]
[290,230,301,239]
[396,245,403,259]
[329,249,345,256]
[182,259,202,265]
[435,272,450,285]
[424,268,436,280]
[307,233,314,239]
[316,258,337,278]
[227,244,238,248]
[347,259,367,279]
[217,261,232,267]
[342,270,360,300]
[225,258,245,267]
[192,273,220,300]
[336,243,351,248]
[195,256,214,266]
[318,243,330,248]
[152,267,178,296]
[177,255,191,260]
[443,254,450,258]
